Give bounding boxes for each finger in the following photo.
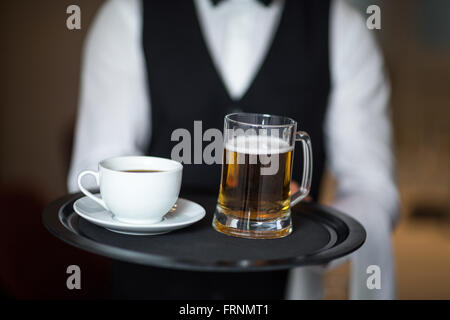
[290,181,300,193]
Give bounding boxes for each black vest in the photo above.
[119,0,332,299]
[143,0,331,200]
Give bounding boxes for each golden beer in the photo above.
[212,113,313,239]
[214,135,294,238]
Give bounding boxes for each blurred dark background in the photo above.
[0,0,449,299]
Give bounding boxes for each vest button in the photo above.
[226,105,243,114]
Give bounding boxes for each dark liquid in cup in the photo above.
[121,169,164,173]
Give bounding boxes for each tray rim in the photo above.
[42,193,366,272]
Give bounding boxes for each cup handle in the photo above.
[290,131,313,207]
[77,170,109,210]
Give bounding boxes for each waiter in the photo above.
[68,0,399,299]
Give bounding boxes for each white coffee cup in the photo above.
[77,156,182,225]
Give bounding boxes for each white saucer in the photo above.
[73,195,206,236]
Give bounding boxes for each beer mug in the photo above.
[212,113,313,239]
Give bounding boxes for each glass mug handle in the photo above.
[290,131,313,207]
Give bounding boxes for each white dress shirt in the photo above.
[68,0,399,299]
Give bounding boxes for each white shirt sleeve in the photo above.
[288,0,399,301]
[326,0,399,299]
[67,0,149,192]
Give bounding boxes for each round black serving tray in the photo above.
[42,193,365,272]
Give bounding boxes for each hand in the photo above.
[290,181,312,202]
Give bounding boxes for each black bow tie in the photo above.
[211,0,273,7]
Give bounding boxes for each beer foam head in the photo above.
[225,135,292,155]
